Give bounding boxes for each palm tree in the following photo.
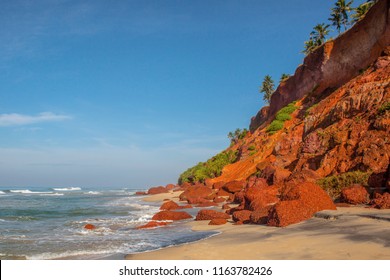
[302,23,330,55]
[329,8,342,34]
[311,23,330,45]
[351,1,374,23]
[260,75,274,104]
[303,39,317,55]
[331,0,354,31]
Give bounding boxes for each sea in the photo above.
[0,186,216,260]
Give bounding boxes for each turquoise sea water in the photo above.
[0,186,215,260]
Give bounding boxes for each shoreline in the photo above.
[127,191,390,260]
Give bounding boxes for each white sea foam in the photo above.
[39,193,64,196]
[84,191,101,195]
[52,187,81,191]
[0,191,5,194]
[10,189,53,194]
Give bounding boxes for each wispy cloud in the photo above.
[0,112,72,127]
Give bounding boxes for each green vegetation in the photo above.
[178,150,238,184]
[275,112,291,122]
[248,145,256,151]
[228,128,248,145]
[280,73,291,83]
[303,23,330,55]
[378,102,390,115]
[266,102,298,134]
[260,75,275,104]
[317,171,371,200]
[329,0,354,33]
[303,0,377,55]
[266,120,284,134]
[351,1,375,23]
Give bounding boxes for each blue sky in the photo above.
[0,0,366,188]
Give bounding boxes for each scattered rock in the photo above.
[213,181,225,190]
[179,184,213,203]
[137,221,171,229]
[250,207,272,224]
[371,192,390,209]
[195,209,230,221]
[165,184,176,190]
[232,210,252,224]
[135,191,147,195]
[222,204,231,210]
[160,200,180,211]
[341,184,369,204]
[223,180,246,194]
[148,186,168,195]
[216,189,231,197]
[208,219,227,225]
[213,197,226,203]
[84,224,96,230]
[152,211,192,221]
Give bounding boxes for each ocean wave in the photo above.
[52,187,81,191]
[0,191,6,195]
[84,191,101,195]
[10,190,53,194]
[39,193,64,196]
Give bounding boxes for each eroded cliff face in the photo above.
[170,0,390,227]
[251,0,390,132]
[213,47,390,190]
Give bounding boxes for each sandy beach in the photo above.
[127,192,390,260]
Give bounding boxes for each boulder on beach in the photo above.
[267,182,336,227]
[208,218,227,225]
[152,211,192,221]
[179,184,213,203]
[84,224,96,230]
[341,184,369,204]
[232,210,252,224]
[136,221,171,229]
[147,186,169,195]
[195,209,230,220]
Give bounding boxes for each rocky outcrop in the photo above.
[223,180,246,194]
[250,106,270,132]
[267,182,336,227]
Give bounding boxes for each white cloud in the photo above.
[0,112,72,127]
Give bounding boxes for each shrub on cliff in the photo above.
[266,102,297,134]
[178,150,238,184]
[317,171,372,200]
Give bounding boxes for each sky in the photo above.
[0,0,366,188]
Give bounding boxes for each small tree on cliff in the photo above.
[302,23,330,55]
[260,75,274,104]
[280,73,291,83]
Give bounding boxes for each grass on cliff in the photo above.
[317,171,371,200]
[178,150,238,184]
[266,102,298,134]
